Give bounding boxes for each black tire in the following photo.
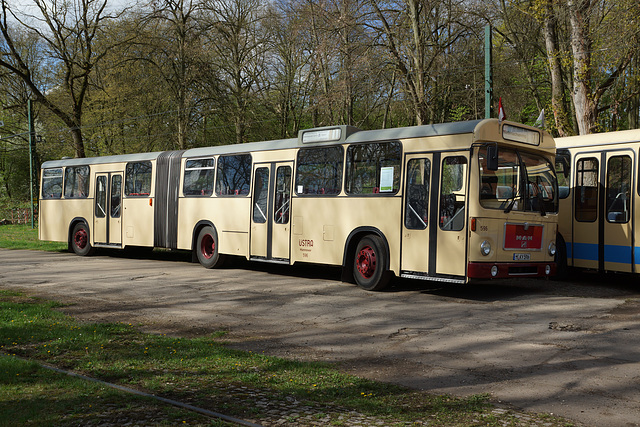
[71,222,95,256]
[555,234,568,279]
[353,235,391,291]
[195,225,225,269]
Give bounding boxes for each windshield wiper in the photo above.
[503,188,520,213]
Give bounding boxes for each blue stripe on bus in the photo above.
[572,242,598,261]
[605,245,632,264]
[570,242,636,265]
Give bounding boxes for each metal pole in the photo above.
[484,25,493,119]
[28,99,35,229]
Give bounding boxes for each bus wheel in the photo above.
[353,235,390,291]
[71,223,94,256]
[196,226,225,269]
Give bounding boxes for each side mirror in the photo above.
[486,144,499,171]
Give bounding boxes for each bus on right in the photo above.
[555,129,640,275]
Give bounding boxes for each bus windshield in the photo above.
[478,146,558,214]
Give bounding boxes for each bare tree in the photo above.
[368,0,475,125]
[0,0,131,157]
[567,0,638,134]
[541,0,572,136]
[142,0,207,149]
[203,0,269,145]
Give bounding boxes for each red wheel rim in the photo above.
[356,245,376,279]
[200,234,215,259]
[74,228,88,249]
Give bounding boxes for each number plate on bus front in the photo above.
[513,253,531,261]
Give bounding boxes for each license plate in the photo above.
[513,253,531,261]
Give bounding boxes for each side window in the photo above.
[252,167,269,223]
[274,166,291,224]
[95,176,107,218]
[183,158,215,196]
[111,175,122,218]
[555,150,571,199]
[606,155,631,223]
[125,161,152,196]
[439,156,467,231]
[215,154,251,196]
[295,146,343,195]
[404,158,430,230]
[64,166,90,198]
[574,157,598,222]
[345,141,402,194]
[42,168,63,199]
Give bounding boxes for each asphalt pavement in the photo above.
[1,248,639,426]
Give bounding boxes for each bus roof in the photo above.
[41,151,163,168]
[41,119,549,168]
[556,129,640,150]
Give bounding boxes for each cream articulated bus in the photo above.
[555,129,640,274]
[40,119,559,290]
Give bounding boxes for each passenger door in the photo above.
[435,153,468,277]
[94,172,123,246]
[250,162,293,262]
[401,155,432,275]
[572,150,634,272]
[603,152,633,272]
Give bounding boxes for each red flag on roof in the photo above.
[498,97,506,122]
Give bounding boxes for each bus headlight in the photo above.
[548,241,557,256]
[480,240,491,256]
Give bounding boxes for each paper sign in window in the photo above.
[380,167,394,192]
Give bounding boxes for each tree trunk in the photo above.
[71,127,86,158]
[630,57,640,129]
[407,0,427,125]
[543,0,573,136]
[568,0,597,134]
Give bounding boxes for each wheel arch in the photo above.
[341,227,391,283]
[191,220,216,262]
[67,217,90,252]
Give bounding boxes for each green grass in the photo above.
[0,290,576,426]
[0,224,67,251]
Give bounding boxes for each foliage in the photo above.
[0,0,639,205]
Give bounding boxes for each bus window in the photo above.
[125,161,152,196]
[555,150,571,199]
[42,168,63,199]
[404,158,430,230]
[345,141,401,194]
[183,158,215,196]
[440,156,467,231]
[111,175,122,218]
[479,147,557,213]
[575,158,598,222]
[606,155,631,223]
[274,166,291,224]
[295,146,343,195]
[64,166,90,198]
[479,147,517,208]
[253,167,269,223]
[216,154,251,196]
[95,176,107,218]
[521,151,558,214]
